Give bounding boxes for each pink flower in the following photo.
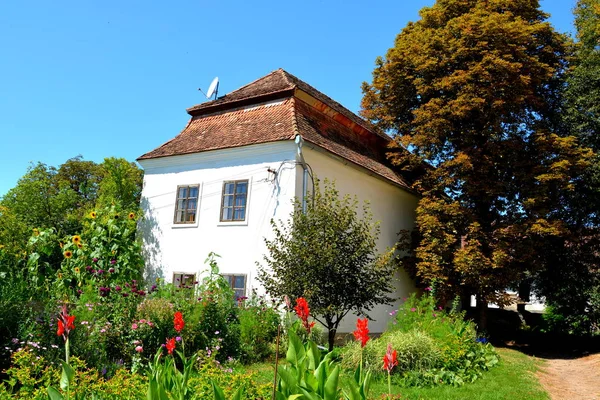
[424,287,432,291]
[410,308,416,312]
[131,323,138,330]
[432,313,437,317]
[135,345,143,353]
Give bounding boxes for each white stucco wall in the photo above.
[139,140,419,334]
[138,141,299,294]
[299,145,420,334]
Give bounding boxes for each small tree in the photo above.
[258,180,395,351]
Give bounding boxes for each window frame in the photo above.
[219,179,250,224]
[172,272,197,288]
[172,184,201,226]
[222,273,247,300]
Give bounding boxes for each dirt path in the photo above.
[537,353,600,400]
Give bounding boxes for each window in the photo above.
[174,185,199,224]
[173,272,196,288]
[220,180,248,222]
[223,274,246,300]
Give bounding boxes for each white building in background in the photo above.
[137,69,420,333]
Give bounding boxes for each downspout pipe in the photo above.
[295,135,308,214]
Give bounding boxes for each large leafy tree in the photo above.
[258,181,395,351]
[361,0,593,327]
[562,0,600,225]
[534,0,600,334]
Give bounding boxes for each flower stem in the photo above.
[387,371,391,400]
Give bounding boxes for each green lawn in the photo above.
[240,348,548,400]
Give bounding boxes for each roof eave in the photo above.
[186,89,295,117]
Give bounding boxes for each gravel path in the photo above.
[537,353,600,400]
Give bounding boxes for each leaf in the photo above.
[286,330,305,367]
[60,362,75,392]
[230,385,245,400]
[47,387,63,400]
[211,380,226,400]
[323,365,339,400]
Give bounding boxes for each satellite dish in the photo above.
[206,77,219,100]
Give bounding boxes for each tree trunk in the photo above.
[327,327,337,352]
[476,296,488,332]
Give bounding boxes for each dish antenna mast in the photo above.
[199,77,219,101]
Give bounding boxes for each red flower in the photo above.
[57,320,65,337]
[294,297,315,334]
[56,304,75,341]
[166,338,176,355]
[66,315,75,331]
[383,343,398,373]
[353,318,370,347]
[173,311,185,333]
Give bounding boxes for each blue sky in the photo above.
[0,0,578,197]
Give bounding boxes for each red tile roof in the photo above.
[138,69,415,192]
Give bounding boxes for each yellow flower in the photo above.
[33,228,39,236]
[58,273,63,279]
[128,212,136,220]
[59,242,64,249]
[72,235,81,244]
[64,250,73,259]
[77,243,83,249]
[74,267,80,273]
[90,211,97,219]
[113,214,119,219]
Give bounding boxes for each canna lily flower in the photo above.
[353,318,370,347]
[166,338,176,355]
[56,305,76,341]
[294,297,315,334]
[173,311,185,333]
[383,343,398,373]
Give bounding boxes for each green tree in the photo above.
[562,0,600,225]
[361,0,593,327]
[258,180,395,351]
[97,157,143,209]
[1,162,80,236]
[534,0,600,334]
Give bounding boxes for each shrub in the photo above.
[238,292,280,364]
[341,292,499,387]
[341,329,440,374]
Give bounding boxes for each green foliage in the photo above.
[341,293,498,387]
[276,330,341,400]
[361,0,593,322]
[238,292,281,364]
[2,351,146,399]
[188,361,271,400]
[258,179,395,350]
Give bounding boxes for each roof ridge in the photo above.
[289,97,300,140]
[225,69,288,97]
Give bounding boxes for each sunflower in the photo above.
[64,250,73,259]
[74,267,80,273]
[113,214,119,219]
[77,243,83,249]
[33,228,39,236]
[90,211,97,219]
[72,235,81,244]
[128,212,135,220]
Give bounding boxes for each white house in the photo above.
[137,69,419,333]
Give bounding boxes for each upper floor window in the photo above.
[220,180,248,222]
[173,185,199,224]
